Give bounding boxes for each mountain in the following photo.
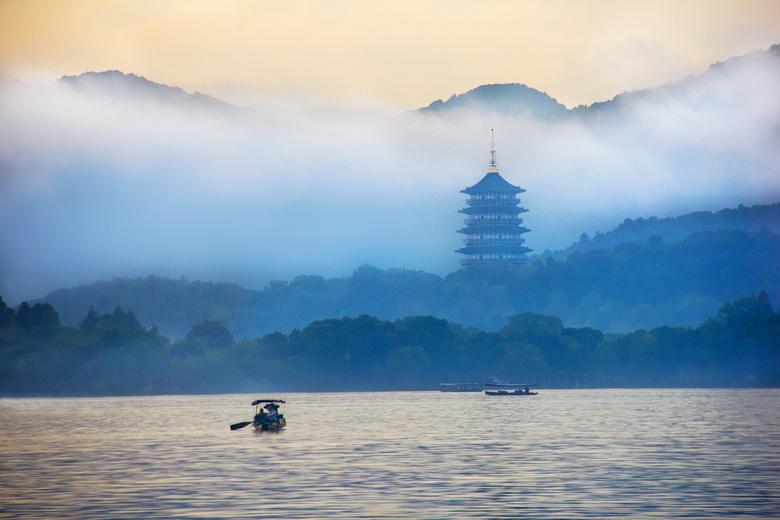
[33,203,780,337]
[419,83,568,119]
[57,43,780,120]
[42,276,254,339]
[571,42,780,118]
[59,70,241,114]
[419,43,780,117]
[548,202,780,259]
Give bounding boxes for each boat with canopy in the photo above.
[484,383,538,396]
[230,399,287,432]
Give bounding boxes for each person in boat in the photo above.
[254,408,268,425]
[265,403,279,422]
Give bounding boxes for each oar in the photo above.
[230,420,253,431]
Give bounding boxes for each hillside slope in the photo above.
[419,83,567,119]
[35,203,780,337]
[419,43,780,118]
[59,70,241,115]
[549,202,780,259]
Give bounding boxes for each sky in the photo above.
[1,0,780,107]
[0,1,779,302]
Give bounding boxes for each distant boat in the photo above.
[229,399,287,432]
[484,389,538,396]
[439,382,483,392]
[484,383,538,396]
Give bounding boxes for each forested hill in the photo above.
[1,292,778,395]
[43,276,254,339]
[419,43,780,119]
[39,225,779,338]
[549,202,780,259]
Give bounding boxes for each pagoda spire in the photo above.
[487,128,498,173]
[456,129,531,267]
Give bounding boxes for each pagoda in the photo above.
[456,130,531,267]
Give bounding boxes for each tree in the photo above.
[0,296,15,327]
[386,345,431,384]
[16,302,60,330]
[500,313,564,343]
[108,307,144,334]
[80,307,100,331]
[16,302,32,328]
[716,294,773,326]
[182,320,234,351]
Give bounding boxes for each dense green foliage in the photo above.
[1,292,778,396]
[44,276,253,338]
[41,227,780,337]
[552,202,780,258]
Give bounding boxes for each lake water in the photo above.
[1,389,779,518]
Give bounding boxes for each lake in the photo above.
[1,389,779,518]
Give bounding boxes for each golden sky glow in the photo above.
[1,0,779,107]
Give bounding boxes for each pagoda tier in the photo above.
[458,225,530,235]
[456,131,531,267]
[459,205,528,215]
[459,236,529,246]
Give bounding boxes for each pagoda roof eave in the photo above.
[460,206,527,215]
[461,172,525,194]
[458,226,531,234]
[457,245,533,254]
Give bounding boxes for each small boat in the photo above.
[484,383,538,396]
[439,382,483,392]
[230,399,287,432]
[251,399,287,432]
[484,389,538,396]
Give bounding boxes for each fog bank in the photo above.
[1,54,779,302]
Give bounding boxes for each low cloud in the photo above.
[1,52,779,302]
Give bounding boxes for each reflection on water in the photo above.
[1,389,779,518]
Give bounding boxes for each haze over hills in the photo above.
[59,70,241,115]
[574,42,780,117]
[419,83,568,119]
[3,290,778,395]
[36,202,780,339]
[419,43,780,117]
[2,44,779,304]
[545,202,780,258]
[55,42,780,119]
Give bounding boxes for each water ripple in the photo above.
[1,389,779,518]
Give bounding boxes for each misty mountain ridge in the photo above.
[36,202,780,339]
[54,43,779,119]
[4,45,778,313]
[545,202,780,259]
[572,42,780,118]
[419,83,568,119]
[59,70,241,115]
[419,42,780,118]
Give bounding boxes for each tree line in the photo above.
[41,228,780,339]
[1,291,778,396]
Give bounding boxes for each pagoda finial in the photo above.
[488,128,498,173]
